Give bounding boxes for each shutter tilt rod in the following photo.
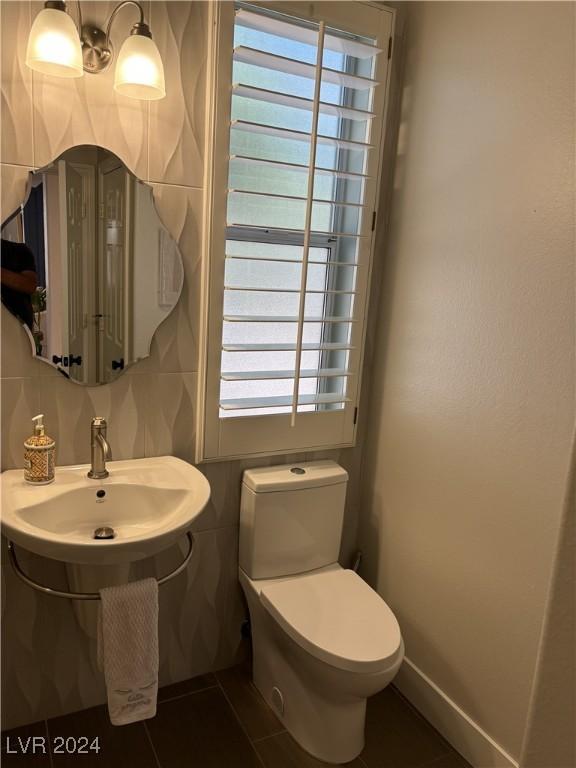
[291,20,326,427]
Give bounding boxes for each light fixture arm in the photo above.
[104,1,150,48]
[76,1,83,36]
[79,0,150,74]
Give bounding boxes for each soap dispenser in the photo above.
[24,414,55,484]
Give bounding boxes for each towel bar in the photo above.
[7,532,195,600]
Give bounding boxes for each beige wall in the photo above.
[359,1,575,761]
[0,0,355,729]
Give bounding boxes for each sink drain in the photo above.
[93,526,116,540]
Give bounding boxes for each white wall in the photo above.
[132,183,173,360]
[359,1,575,764]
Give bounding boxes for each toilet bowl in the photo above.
[239,461,404,764]
[240,565,404,763]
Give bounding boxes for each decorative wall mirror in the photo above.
[1,145,184,385]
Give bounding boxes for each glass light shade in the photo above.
[26,8,83,78]
[114,34,165,101]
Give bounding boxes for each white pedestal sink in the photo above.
[1,456,211,566]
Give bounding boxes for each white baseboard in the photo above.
[394,657,519,768]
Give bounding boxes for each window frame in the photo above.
[197,0,395,462]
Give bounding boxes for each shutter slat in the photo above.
[225,255,359,266]
[222,342,354,352]
[227,223,365,239]
[230,154,370,181]
[233,84,376,122]
[220,392,350,411]
[223,314,355,323]
[231,120,374,151]
[233,46,378,90]
[224,286,357,295]
[222,368,351,381]
[235,8,382,59]
[228,188,365,209]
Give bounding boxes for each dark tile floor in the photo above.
[2,664,472,768]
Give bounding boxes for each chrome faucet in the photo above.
[88,417,111,479]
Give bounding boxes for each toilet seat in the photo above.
[259,568,402,674]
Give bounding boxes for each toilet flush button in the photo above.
[290,467,305,475]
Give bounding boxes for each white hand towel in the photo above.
[97,578,159,726]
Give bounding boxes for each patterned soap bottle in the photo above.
[24,414,55,484]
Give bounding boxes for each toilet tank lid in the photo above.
[242,460,348,493]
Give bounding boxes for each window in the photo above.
[198,1,394,461]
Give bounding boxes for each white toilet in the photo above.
[239,460,404,764]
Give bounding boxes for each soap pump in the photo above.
[24,414,55,484]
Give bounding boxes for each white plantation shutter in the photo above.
[199,1,394,461]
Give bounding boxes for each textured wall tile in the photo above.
[213,526,248,670]
[131,527,240,689]
[199,453,310,533]
[128,184,202,374]
[144,372,197,464]
[149,1,207,188]
[31,1,148,177]
[0,377,40,469]
[196,460,241,530]
[1,310,59,380]
[37,373,148,466]
[0,162,30,222]
[0,1,33,166]
[1,540,106,730]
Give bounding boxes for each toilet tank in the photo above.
[240,460,348,580]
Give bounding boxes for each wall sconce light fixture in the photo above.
[26,0,166,100]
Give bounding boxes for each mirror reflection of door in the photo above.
[60,159,88,383]
[98,157,132,383]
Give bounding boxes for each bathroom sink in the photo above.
[1,456,210,565]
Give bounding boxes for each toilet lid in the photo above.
[259,568,402,674]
